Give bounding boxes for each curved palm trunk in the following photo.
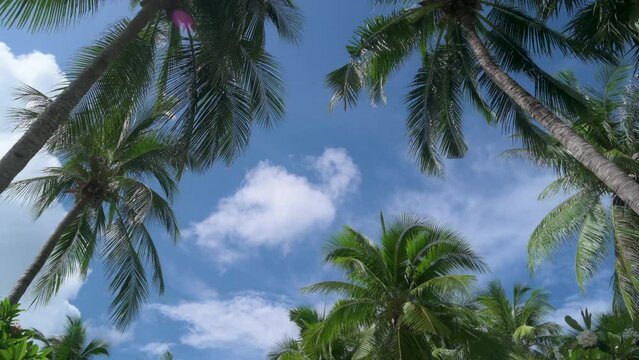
[7,197,89,304]
[0,2,162,195]
[460,19,639,216]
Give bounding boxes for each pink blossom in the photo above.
[170,8,194,32]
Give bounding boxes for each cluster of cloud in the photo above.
[150,293,297,354]
[186,147,361,264]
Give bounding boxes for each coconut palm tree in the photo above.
[508,64,639,317]
[477,281,560,359]
[4,87,179,329]
[302,214,505,359]
[35,316,109,360]
[268,305,359,360]
[0,0,301,194]
[326,0,639,216]
[563,0,639,65]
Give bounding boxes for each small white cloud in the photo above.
[187,148,360,264]
[19,274,83,335]
[151,293,297,355]
[551,293,612,327]
[140,342,174,356]
[87,323,134,346]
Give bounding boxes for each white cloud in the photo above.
[388,147,559,271]
[87,323,134,346]
[551,293,612,327]
[187,147,360,264]
[151,293,297,354]
[140,342,174,356]
[19,274,83,335]
[0,42,79,335]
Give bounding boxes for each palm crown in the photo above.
[510,64,639,318]
[6,89,180,329]
[36,316,109,360]
[303,214,503,359]
[477,281,560,359]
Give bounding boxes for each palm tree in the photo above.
[509,64,639,317]
[160,352,173,360]
[477,281,560,359]
[4,88,179,329]
[36,316,109,360]
[303,214,505,359]
[326,0,639,216]
[0,0,301,194]
[268,305,359,360]
[564,0,639,65]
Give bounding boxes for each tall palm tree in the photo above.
[477,281,560,359]
[4,87,179,329]
[509,64,639,317]
[303,214,504,359]
[326,0,639,216]
[268,305,359,360]
[36,316,109,360]
[0,0,301,194]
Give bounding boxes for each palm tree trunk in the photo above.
[7,197,89,304]
[0,2,163,196]
[460,19,639,216]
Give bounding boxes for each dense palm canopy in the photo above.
[509,64,639,317]
[477,281,560,359]
[5,88,180,329]
[0,0,301,193]
[302,214,504,359]
[36,316,109,360]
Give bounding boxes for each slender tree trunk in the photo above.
[460,19,639,216]
[7,197,89,304]
[0,2,162,196]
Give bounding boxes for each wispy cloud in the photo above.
[150,292,297,355]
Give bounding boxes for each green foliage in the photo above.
[327,0,596,176]
[557,309,639,359]
[477,281,561,358]
[37,316,109,360]
[510,64,639,317]
[300,214,504,359]
[0,0,302,174]
[0,299,50,360]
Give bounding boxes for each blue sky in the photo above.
[0,1,614,359]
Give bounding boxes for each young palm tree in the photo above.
[4,87,179,329]
[303,214,505,359]
[327,0,639,216]
[477,281,560,359]
[268,305,359,360]
[36,316,109,360]
[0,0,301,194]
[509,64,639,317]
